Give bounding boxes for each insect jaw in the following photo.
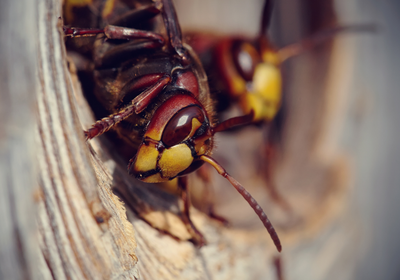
[128,103,214,182]
[128,132,213,183]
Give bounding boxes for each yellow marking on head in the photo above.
[189,118,211,155]
[141,173,164,183]
[197,144,208,157]
[190,118,202,136]
[241,63,282,122]
[145,128,163,142]
[241,94,280,122]
[159,144,193,179]
[191,117,203,151]
[253,63,281,101]
[132,144,159,174]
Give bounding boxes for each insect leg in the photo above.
[273,255,285,280]
[85,105,136,140]
[64,4,163,39]
[158,0,189,62]
[259,0,274,37]
[96,40,164,68]
[85,75,171,139]
[64,26,162,41]
[212,111,255,133]
[63,27,105,37]
[103,25,164,42]
[64,25,165,68]
[263,141,292,213]
[110,4,161,27]
[212,113,292,213]
[196,165,229,225]
[178,176,207,247]
[191,111,255,146]
[130,74,171,114]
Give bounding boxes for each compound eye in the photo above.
[232,41,261,82]
[162,105,205,147]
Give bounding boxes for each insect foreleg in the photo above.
[158,0,189,62]
[85,74,171,139]
[178,176,207,247]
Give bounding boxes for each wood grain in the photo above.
[0,0,362,279]
[36,0,139,278]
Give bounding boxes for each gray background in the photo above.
[175,0,400,279]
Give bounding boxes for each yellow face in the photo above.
[240,62,282,122]
[132,139,197,183]
[225,40,282,123]
[129,103,212,183]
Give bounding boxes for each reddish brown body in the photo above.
[64,0,282,251]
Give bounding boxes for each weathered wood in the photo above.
[36,0,139,278]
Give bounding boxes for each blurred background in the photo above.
[174,0,400,279]
[337,1,400,280]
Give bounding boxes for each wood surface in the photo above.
[0,0,368,279]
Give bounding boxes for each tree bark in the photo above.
[35,0,139,278]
